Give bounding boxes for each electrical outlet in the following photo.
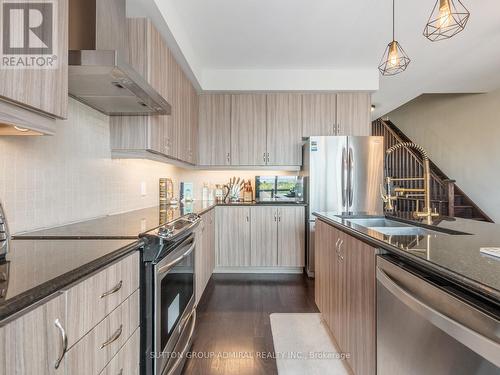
[141,182,147,197]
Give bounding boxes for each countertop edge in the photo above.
[313,213,500,303]
[0,239,143,325]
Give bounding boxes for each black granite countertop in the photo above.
[0,239,142,323]
[13,201,306,240]
[313,211,500,303]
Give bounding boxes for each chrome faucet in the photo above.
[381,142,439,224]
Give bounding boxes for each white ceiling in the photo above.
[128,0,500,117]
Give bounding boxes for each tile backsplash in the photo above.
[0,98,298,234]
[0,99,182,234]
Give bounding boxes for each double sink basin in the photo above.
[338,216,467,237]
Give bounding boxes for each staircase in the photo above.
[372,119,493,222]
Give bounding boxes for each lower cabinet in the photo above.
[0,252,141,375]
[195,208,216,304]
[216,205,305,269]
[315,219,376,375]
[216,206,251,267]
[0,293,66,375]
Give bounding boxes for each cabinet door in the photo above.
[250,207,278,266]
[343,233,376,375]
[0,293,66,375]
[314,220,332,319]
[277,207,305,267]
[169,54,183,160]
[266,94,303,166]
[302,94,337,136]
[198,94,232,166]
[0,0,68,119]
[188,83,199,164]
[147,20,172,155]
[336,92,371,136]
[195,219,204,304]
[230,94,267,166]
[216,207,251,267]
[331,227,347,351]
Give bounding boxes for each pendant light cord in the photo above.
[392,0,395,41]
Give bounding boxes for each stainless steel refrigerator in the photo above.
[301,136,384,276]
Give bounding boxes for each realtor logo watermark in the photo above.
[0,0,58,69]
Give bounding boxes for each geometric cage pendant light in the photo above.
[378,0,411,76]
[423,0,470,41]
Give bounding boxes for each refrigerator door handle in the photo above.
[348,147,354,208]
[341,147,347,210]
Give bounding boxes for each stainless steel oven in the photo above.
[140,214,200,375]
[154,234,196,375]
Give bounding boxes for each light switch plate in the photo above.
[140,182,147,197]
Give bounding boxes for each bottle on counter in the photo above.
[202,182,209,202]
[243,180,253,202]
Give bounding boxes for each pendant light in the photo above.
[423,0,470,41]
[378,0,410,76]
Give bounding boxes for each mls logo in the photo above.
[0,0,58,69]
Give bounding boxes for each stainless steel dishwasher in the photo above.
[377,256,500,375]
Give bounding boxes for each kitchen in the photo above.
[0,1,499,375]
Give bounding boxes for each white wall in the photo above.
[387,91,500,222]
[0,98,295,234]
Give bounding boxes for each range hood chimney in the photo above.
[68,0,171,116]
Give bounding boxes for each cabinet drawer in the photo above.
[66,252,139,346]
[66,289,140,375]
[100,328,140,375]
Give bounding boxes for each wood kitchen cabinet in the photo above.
[336,92,371,136]
[277,206,305,267]
[215,206,251,267]
[198,94,232,166]
[110,18,173,156]
[266,93,303,166]
[110,17,198,165]
[302,93,338,137]
[0,252,140,375]
[196,209,216,303]
[230,94,267,166]
[250,206,279,266]
[0,0,68,135]
[0,293,66,375]
[302,92,372,137]
[315,219,376,375]
[216,206,305,269]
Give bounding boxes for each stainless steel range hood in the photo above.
[68,0,171,116]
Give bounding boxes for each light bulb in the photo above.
[388,42,399,67]
[438,0,452,29]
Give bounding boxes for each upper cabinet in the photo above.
[198,94,232,166]
[230,94,267,166]
[110,18,198,165]
[302,94,337,137]
[336,92,371,136]
[302,92,372,137]
[0,0,69,135]
[266,93,303,166]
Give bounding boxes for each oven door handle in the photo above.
[157,240,195,275]
[164,308,197,375]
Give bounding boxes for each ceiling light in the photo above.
[423,0,470,41]
[14,126,29,132]
[378,0,410,76]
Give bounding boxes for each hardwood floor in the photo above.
[182,273,318,375]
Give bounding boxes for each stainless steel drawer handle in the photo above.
[100,324,123,349]
[100,280,123,299]
[54,318,67,369]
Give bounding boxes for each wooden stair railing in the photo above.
[372,119,493,222]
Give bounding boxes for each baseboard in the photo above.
[214,267,304,274]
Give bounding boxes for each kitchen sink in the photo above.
[366,226,444,236]
[344,218,408,228]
